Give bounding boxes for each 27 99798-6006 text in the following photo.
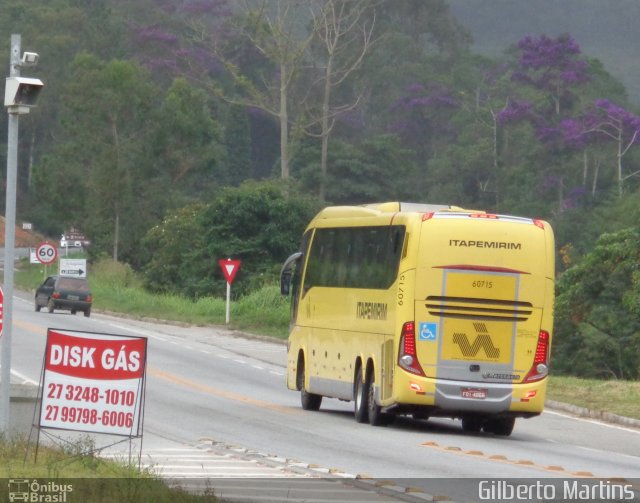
[478,480,636,501]
[41,377,140,434]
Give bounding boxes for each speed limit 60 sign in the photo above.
[36,242,58,264]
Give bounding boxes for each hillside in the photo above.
[448,0,640,104]
[0,217,49,248]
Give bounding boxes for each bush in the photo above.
[141,180,320,299]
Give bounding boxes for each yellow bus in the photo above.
[280,202,555,436]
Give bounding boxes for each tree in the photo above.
[308,0,375,199]
[141,203,207,296]
[512,34,589,117]
[554,228,640,379]
[0,0,127,217]
[151,77,224,202]
[562,100,640,197]
[32,53,157,262]
[142,180,320,298]
[291,134,416,204]
[223,104,253,184]
[188,0,314,180]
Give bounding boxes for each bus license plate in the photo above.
[461,388,487,399]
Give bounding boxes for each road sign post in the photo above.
[1,34,44,434]
[218,258,241,324]
[0,287,4,336]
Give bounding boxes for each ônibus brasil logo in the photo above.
[8,479,73,502]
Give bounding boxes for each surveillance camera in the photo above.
[21,52,39,66]
[4,76,44,108]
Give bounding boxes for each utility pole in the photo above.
[0,34,43,434]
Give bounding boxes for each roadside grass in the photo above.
[547,376,640,420]
[16,258,640,420]
[0,436,219,502]
[17,258,290,338]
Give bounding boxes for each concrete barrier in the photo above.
[9,383,40,438]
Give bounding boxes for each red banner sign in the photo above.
[39,329,147,436]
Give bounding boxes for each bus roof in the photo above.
[312,202,469,221]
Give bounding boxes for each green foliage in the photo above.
[151,78,225,199]
[31,53,160,264]
[141,203,207,296]
[233,285,291,337]
[292,136,417,204]
[142,180,320,298]
[8,0,640,381]
[223,104,252,184]
[554,227,640,378]
[547,375,640,419]
[196,180,321,297]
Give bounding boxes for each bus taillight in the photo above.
[524,330,549,382]
[398,321,425,376]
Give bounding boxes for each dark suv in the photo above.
[35,276,92,317]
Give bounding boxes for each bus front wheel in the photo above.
[297,359,322,411]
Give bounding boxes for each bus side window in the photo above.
[303,225,405,291]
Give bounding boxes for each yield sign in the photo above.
[218,258,241,284]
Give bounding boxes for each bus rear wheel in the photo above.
[461,415,484,433]
[367,375,388,426]
[484,417,515,436]
[297,360,322,411]
[354,367,369,423]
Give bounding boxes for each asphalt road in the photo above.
[6,289,640,503]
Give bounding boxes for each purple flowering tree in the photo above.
[504,34,591,209]
[512,34,589,116]
[130,0,231,80]
[562,100,640,196]
[390,82,459,154]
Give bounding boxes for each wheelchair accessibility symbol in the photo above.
[419,322,438,341]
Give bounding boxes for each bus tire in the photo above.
[366,368,390,426]
[367,379,389,426]
[461,415,483,433]
[297,359,322,411]
[354,367,369,423]
[484,417,515,436]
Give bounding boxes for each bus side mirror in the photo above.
[280,271,292,295]
[280,252,302,296]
